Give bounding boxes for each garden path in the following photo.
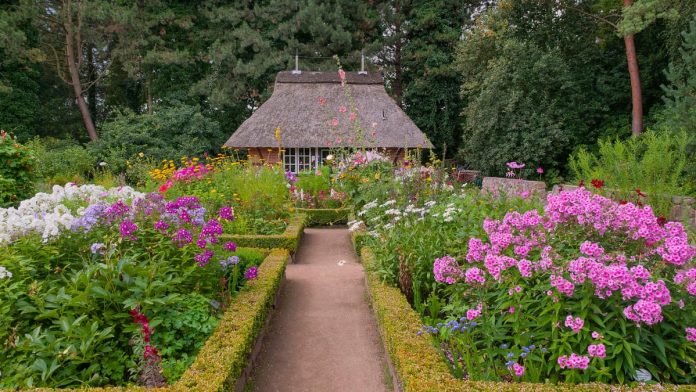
[249,227,390,392]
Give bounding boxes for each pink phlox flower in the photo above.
[434,255,464,284]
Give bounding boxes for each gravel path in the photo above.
[249,227,390,392]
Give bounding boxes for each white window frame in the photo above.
[283,147,329,173]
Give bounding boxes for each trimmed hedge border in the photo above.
[219,213,306,252]
[294,207,350,226]
[1,249,289,392]
[359,246,696,392]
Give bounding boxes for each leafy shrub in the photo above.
[427,188,696,384]
[569,130,692,217]
[89,105,224,175]
[0,130,35,207]
[26,137,96,185]
[0,188,263,387]
[457,38,586,177]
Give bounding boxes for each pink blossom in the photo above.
[466,303,483,320]
[331,118,339,126]
[588,343,606,358]
[686,327,696,342]
[464,267,486,284]
[434,255,463,284]
[339,106,347,113]
[536,167,544,174]
[510,362,525,377]
[558,353,590,370]
[564,315,584,333]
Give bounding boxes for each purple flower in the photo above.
[218,207,234,221]
[506,161,525,169]
[153,220,169,233]
[105,200,130,219]
[119,219,138,240]
[195,250,215,267]
[90,242,106,254]
[224,242,237,252]
[196,237,207,249]
[201,219,224,237]
[71,204,106,232]
[244,266,258,280]
[220,256,240,268]
[173,228,193,247]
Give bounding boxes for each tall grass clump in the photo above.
[569,130,692,218]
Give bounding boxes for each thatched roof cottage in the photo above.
[223,70,433,172]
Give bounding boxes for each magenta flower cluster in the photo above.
[564,315,584,333]
[587,343,606,359]
[557,353,590,370]
[455,188,695,329]
[434,255,464,284]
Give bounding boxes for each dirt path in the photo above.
[249,227,390,392]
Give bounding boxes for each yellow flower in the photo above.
[289,207,295,213]
[374,172,381,180]
[138,152,144,158]
[210,189,217,193]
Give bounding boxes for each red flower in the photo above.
[657,216,667,226]
[635,188,646,197]
[158,180,172,193]
[578,180,585,187]
[590,179,604,189]
[619,200,628,205]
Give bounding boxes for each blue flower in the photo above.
[521,346,530,353]
[470,321,478,327]
[520,352,527,358]
[529,344,536,350]
[501,344,508,349]
[507,352,514,358]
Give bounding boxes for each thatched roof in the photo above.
[224,71,434,149]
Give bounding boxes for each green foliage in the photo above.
[157,161,291,234]
[155,294,220,382]
[458,37,584,176]
[399,1,483,155]
[26,138,96,185]
[569,130,692,217]
[0,131,35,206]
[0,190,267,387]
[662,14,696,135]
[88,106,223,175]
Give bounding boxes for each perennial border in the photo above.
[358,246,696,392]
[294,207,350,226]
[0,248,289,392]
[219,213,306,252]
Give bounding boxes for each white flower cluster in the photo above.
[0,266,12,280]
[347,220,366,232]
[0,184,144,246]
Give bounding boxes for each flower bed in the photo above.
[218,213,306,252]
[295,207,350,226]
[0,249,289,392]
[0,187,272,388]
[427,187,695,384]
[359,246,696,392]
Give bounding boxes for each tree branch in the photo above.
[567,5,620,30]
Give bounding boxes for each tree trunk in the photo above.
[623,0,643,136]
[64,0,98,141]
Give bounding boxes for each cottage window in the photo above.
[283,147,329,173]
